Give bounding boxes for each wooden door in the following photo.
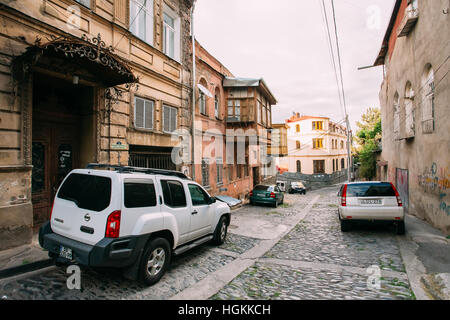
[32,121,79,226]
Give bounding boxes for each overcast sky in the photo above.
[194,0,396,132]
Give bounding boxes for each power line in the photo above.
[320,0,345,120]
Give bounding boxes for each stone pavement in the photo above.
[0,185,448,300]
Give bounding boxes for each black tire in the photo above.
[138,237,171,286]
[340,219,352,232]
[396,221,406,235]
[212,216,228,245]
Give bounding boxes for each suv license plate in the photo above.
[361,199,382,205]
[59,246,73,260]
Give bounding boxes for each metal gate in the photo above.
[128,153,176,170]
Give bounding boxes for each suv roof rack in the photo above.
[86,163,190,179]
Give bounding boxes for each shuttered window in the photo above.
[134,97,154,130]
[163,105,177,133]
[422,66,435,134]
[393,93,400,138]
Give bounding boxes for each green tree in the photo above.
[354,107,381,180]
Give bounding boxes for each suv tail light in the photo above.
[270,192,276,198]
[390,183,403,207]
[50,200,55,220]
[341,184,348,207]
[249,191,253,197]
[105,210,121,238]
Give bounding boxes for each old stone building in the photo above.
[277,114,348,175]
[193,41,277,200]
[374,0,450,234]
[0,0,194,250]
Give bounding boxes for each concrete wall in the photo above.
[377,0,450,234]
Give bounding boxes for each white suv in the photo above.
[337,182,405,234]
[39,164,231,285]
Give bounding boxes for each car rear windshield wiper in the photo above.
[60,196,80,207]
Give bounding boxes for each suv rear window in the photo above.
[346,183,396,197]
[124,182,157,208]
[57,173,111,212]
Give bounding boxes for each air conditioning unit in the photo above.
[398,4,419,37]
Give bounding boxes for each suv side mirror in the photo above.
[209,197,216,205]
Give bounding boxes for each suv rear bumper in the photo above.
[39,221,149,268]
[339,206,404,221]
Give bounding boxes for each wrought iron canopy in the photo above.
[13,33,137,87]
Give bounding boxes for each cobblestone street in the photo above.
[0,186,415,300]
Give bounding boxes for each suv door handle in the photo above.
[191,210,198,215]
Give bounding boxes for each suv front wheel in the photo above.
[139,237,171,286]
[212,216,228,245]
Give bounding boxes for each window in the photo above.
[333,159,335,172]
[341,141,344,149]
[296,160,301,173]
[75,0,90,7]
[313,138,324,149]
[227,165,233,182]
[163,13,175,59]
[341,158,345,170]
[163,105,177,133]
[134,97,154,129]
[313,160,325,174]
[257,101,261,123]
[124,182,157,208]
[130,0,154,45]
[202,158,210,187]
[161,180,187,208]
[421,64,435,134]
[296,141,301,150]
[200,92,206,115]
[214,92,220,119]
[296,124,300,133]
[393,92,400,138]
[58,173,111,212]
[312,121,323,130]
[404,81,415,138]
[227,100,241,121]
[216,158,223,184]
[237,164,242,179]
[188,184,210,206]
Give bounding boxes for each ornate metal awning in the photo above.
[13,33,137,87]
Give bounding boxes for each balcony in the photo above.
[397,5,419,37]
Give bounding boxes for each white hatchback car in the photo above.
[337,182,405,234]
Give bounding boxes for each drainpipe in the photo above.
[191,0,197,180]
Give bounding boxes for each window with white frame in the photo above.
[404,81,415,138]
[163,5,180,61]
[130,0,154,45]
[163,105,177,133]
[216,158,223,184]
[134,97,154,129]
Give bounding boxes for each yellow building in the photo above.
[0,0,194,250]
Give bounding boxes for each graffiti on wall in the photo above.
[417,163,450,216]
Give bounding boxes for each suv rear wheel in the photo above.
[396,221,406,235]
[340,219,352,232]
[139,237,171,286]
